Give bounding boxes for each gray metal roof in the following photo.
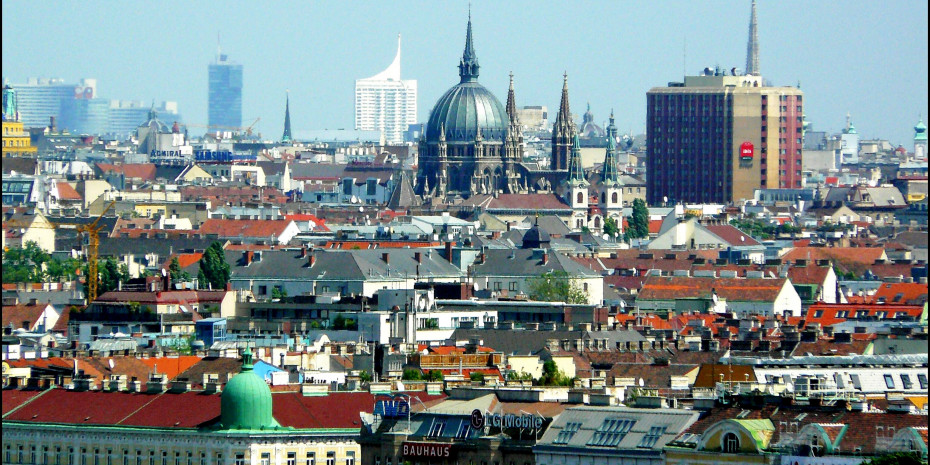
[448,328,645,356]
[535,406,700,453]
[471,249,601,278]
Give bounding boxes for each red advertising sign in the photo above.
[740,141,754,159]
[402,442,452,459]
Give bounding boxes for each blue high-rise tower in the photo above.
[208,46,242,129]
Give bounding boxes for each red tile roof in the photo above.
[487,194,571,210]
[705,224,762,246]
[638,275,787,302]
[1,389,44,415]
[872,282,928,305]
[56,182,82,201]
[804,302,924,328]
[1,302,51,330]
[782,247,885,276]
[95,163,157,181]
[198,218,294,238]
[138,356,204,381]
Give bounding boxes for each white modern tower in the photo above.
[355,34,417,144]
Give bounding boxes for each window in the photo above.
[326,452,335,465]
[345,452,355,465]
[305,453,315,465]
[456,421,473,439]
[901,374,913,389]
[639,425,667,448]
[722,432,740,453]
[587,418,635,446]
[810,435,825,457]
[287,453,296,465]
[260,453,270,465]
[918,373,928,389]
[884,374,896,389]
[234,454,245,465]
[428,418,447,437]
[555,422,582,444]
[509,282,517,291]
[215,454,222,465]
[175,452,181,465]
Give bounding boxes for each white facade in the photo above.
[354,35,417,144]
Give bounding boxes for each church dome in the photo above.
[424,14,508,144]
[522,217,551,249]
[219,347,279,430]
[426,81,508,143]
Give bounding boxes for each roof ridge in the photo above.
[1,387,53,419]
[116,390,167,425]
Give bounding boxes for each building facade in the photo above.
[355,35,417,145]
[7,78,96,129]
[208,51,243,129]
[646,72,803,205]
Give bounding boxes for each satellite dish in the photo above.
[638,377,645,387]
[417,295,428,311]
[663,196,668,203]
[396,381,405,391]
[161,268,168,277]
[602,233,610,240]
[108,359,115,370]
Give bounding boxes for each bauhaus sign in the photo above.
[740,141,754,160]
[402,442,452,458]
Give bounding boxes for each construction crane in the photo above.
[184,117,261,137]
[78,200,116,302]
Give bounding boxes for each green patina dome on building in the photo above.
[915,117,927,141]
[219,347,281,430]
[425,13,508,143]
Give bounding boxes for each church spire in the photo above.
[281,91,292,143]
[506,72,519,125]
[555,72,572,128]
[458,9,480,82]
[602,130,620,186]
[745,0,759,76]
[568,134,587,186]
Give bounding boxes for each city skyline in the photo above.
[2,1,927,145]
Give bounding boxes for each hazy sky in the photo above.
[3,1,927,146]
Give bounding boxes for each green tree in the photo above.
[527,270,588,304]
[425,370,444,382]
[1,241,51,283]
[539,360,573,386]
[507,370,533,381]
[469,372,485,382]
[627,198,649,239]
[168,257,191,288]
[198,241,230,290]
[358,370,373,383]
[603,217,620,238]
[861,452,923,465]
[271,286,288,300]
[402,368,423,381]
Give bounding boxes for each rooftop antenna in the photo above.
[683,36,687,78]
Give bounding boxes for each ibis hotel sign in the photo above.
[402,442,452,459]
[739,141,754,160]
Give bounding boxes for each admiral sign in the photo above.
[740,141,754,160]
[402,442,452,459]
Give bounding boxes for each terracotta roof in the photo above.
[705,224,762,246]
[487,194,571,210]
[1,303,50,330]
[1,389,44,415]
[174,356,247,385]
[162,253,203,270]
[803,303,924,328]
[638,275,787,302]
[782,247,886,276]
[607,362,697,388]
[95,290,228,306]
[791,339,871,356]
[198,218,294,239]
[95,163,157,181]
[56,182,82,201]
[692,364,757,388]
[872,282,928,305]
[138,356,204,381]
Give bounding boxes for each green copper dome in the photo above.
[219,347,280,430]
[915,117,927,141]
[425,14,508,143]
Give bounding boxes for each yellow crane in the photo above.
[184,117,261,136]
[78,200,116,302]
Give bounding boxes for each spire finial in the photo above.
[458,8,480,82]
[745,0,760,76]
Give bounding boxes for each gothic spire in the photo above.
[568,134,587,186]
[602,130,620,186]
[606,109,618,141]
[506,72,519,125]
[458,10,480,82]
[557,73,571,124]
[281,91,292,143]
[745,0,759,76]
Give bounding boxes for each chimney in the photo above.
[50,116,57,132]
[108,374,128,392]
[415,252,422,264]
[300,246,308,258]
[245,251,254,265]
[444,241,453,260]
[128,377,142,393]
[169,379,191,393]
[308,252,316,268]
[146,373,168,393]
[542,251,549,265]
[382,252,389,264]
